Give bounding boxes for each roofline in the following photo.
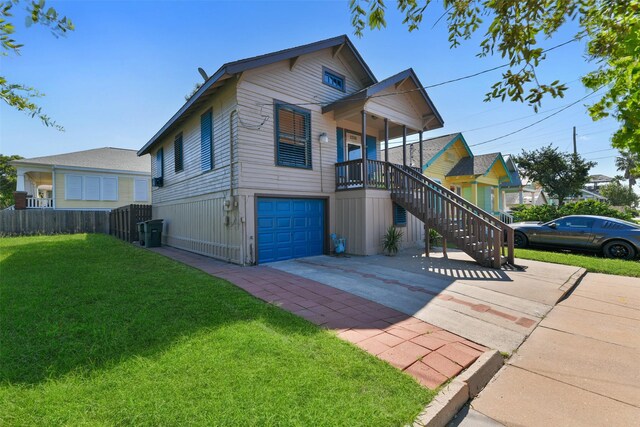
[10,160,150,175]
[322,68,445,130]
[138,35,376,156]
[423,134,467,170]
[482,153,511,182]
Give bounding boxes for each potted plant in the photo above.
[382,225,404,256]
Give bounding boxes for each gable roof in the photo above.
[138,35,376,156]
[501,154,523,187]
[12,148,151,173]
[322,68,444,129]
[387,133,466,167]
[447,153,507,177]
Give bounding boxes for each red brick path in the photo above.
[152,247,487,389]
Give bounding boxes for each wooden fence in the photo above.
[0,209,110,236]
[109,204,152,243]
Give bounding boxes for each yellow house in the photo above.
[389,133,511,214]
[11,148,151,210]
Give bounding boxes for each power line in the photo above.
[468,87,604,148]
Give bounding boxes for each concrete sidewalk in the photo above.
[463,273,640,426]
[270,249,584,353]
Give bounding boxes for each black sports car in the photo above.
[510,215,640,260]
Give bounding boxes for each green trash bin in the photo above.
[143,219,163,248]
[137,222,146,246]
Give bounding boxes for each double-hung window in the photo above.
[275,103,312,169]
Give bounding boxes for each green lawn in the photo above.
[515,248,640,277]
[0,234,434,426]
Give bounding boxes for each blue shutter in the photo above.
[201,110,213,171]
[393,203,407,226]
[366,135,377,161]
[156,148,164,178]
[336,128,344,162]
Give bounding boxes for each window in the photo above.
[275,102,312,169]
[65,175,83,200]
[201,109,213,171]
[393,202,407,227]
[83,176,101,200]
[65,174,119,201]
[322,67,345,92]
[101,177,118,201]
[156,148,164,178]
[174,133,183,173]
[556,217,595,228]
[134,178,149,202]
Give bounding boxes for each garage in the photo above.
[256,197,325,263]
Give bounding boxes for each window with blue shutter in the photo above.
[156,148,164,178]
[201,109,213,171]
[275,103,312,169]
[393,202,407,227]
[174,133,184,173]
[322,67,345,92]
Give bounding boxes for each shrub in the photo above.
[512,200,635,223]
[382,226,404,255]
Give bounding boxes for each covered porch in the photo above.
[15,166,55,208]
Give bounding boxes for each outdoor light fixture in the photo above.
[319,132,329,144]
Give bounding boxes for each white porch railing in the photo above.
[26,197,53,209]
[499,211,514,224]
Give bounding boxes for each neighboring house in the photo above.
[138,35,513,268]
[11,148,151,210]
[500,154,549,210]
[585,174,614,195]
[388,133,511,215]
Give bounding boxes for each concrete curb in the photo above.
[557,267,587,303]
[412,350,504,427]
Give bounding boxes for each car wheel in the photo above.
[514,232,528,249]
[603,240,635,260]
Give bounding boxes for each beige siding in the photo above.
[154,191,242,263]
[55,170,150,210]
[365,86,423,131]
[236,48,367,194]
[151,80,239,204]
[336,189,423,256]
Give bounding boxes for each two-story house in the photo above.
[138,35,514,267]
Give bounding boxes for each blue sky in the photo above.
[0,0,622,178]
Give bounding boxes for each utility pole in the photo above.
[573,126,577,155]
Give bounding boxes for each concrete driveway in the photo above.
[270,248,584,353]
[462,273,640,426]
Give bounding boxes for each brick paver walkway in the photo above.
[152,246,487,389]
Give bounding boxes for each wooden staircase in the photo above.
[388,163,515,268]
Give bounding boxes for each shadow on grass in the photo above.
[0,234,318,385]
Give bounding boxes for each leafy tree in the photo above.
[615,150,639,189]
[1,0,74,130]
[514,145,596,206]
[0,154,23,208]
[348,0,640,153]
[599,179,639,207]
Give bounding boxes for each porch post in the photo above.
[361,110,368,188]
[418,131,424,173]
[16,173,25,192]
[493,187,500,213]
[384,118,389,189]
[472,182,478,205]
[402,125,407,167]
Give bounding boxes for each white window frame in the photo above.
[101,177,119,201]
[134,178,149,202]
[65,174,83,200]
[64,174,121,201]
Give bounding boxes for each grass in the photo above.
[515,248,640,277]
[0,234,435,426]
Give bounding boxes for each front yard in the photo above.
[0,234,433,426]
[515,248,640,277]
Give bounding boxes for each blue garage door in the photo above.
[257,197,325,263]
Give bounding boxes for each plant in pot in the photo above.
[382,225,404,256]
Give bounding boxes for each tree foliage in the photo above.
[615,150,639,189]
[599,179,639,207]
[1,0,74,130]
[348,0,640,154]
[0,154,23,208]
[514,145,596,206]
